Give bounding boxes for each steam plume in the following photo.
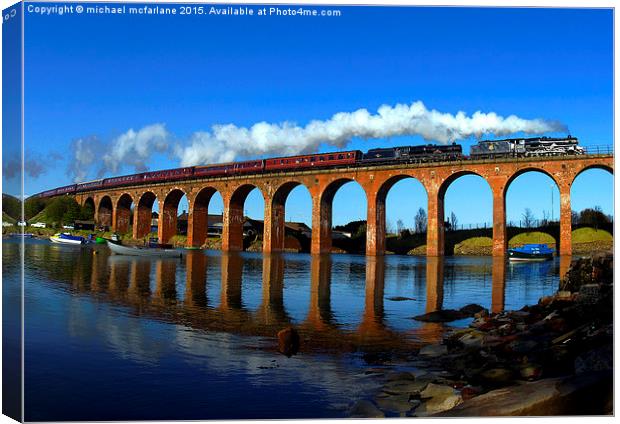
[176,101,567,166]
[102,124,170,174]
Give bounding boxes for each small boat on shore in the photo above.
[9,232,34,238]
[107,240,183,258]
[508,244,554,261]
[50,233,86,245]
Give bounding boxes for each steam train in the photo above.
[36,136,583,198]
[470,136,584,159]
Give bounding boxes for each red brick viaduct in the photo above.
[74,154,613,257]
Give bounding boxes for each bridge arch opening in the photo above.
[266,181,313,253]
[82,197,95,220]
[505,170,560,250]
[134,191,158,240]
[316,178,367,254]
[439,172,493,255]
[570,167,613,253]
[380,175,428,255]
[159,188,187,244]
[97,196,113,230]
[189,187,224,248]
[224,184,265,252]
[115,193,134,235]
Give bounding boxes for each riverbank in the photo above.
[349,252,613,417]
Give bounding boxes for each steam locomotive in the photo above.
[470,136,583,159]
[36,136,583,198]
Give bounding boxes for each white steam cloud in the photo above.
[67,124,171,182]
[176,101,567,166]
[102,124,170,173]
[67,102,567,182]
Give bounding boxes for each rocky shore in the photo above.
[349,253,613,417]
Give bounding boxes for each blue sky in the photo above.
[7,3,614,226]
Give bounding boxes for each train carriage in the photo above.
[265,151,360,171]
[76,179,104,192]
[103,173,144,188]
[55,184,77,195]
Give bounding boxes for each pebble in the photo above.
[385,371,416,382]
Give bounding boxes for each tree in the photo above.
[579,207,609,229]
[571,210,580,225]
[2,194,21,220]
[449,211,458,231]
[24,197,47,220]
[414,208,427,233]
[396,219,404,235]
[522,208,535,228]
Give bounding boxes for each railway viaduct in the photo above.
[73,154,613,257]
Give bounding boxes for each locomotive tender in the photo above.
[36,136,584,198]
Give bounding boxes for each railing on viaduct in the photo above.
[73,154,613,257]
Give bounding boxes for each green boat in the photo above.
[95,237,107,244]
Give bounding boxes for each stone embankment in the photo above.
[350,253,613,417]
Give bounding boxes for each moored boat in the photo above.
[95,236,107,244]
[107,240,183,258]
[9,233,35,238]
[50,233,86,245]
[508,243,554,261]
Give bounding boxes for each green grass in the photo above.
[572,227,613,243]
[2,212,16,224]
[455,236,493,247]
[508,231,556,247]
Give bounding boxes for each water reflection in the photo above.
[20,240,566,355]
[491,256,506,313]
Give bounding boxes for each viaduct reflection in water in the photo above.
[32,244,566,353]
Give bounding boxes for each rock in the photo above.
[520,364,543,381]
[460,304,486,316]
[435,373,612,416]
[349,399,385,418]
[386,371,416,382]
[460,385,483,401]
[458,332,484,349]
[574,345,613,374]
[417,383,463,415]
[419,344,448,358]
[375,394,416,413]
[387,296,416,301]
[414,309,466,322]
[420,383,457,399]
[479,368,514,386]
[382,379,430,395]
[277,327,300,357]
[507,339,539,354]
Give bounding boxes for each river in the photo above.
[3,239,566,420]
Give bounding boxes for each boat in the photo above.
[9,233,35,238]
[508,243,554,261]
[107,240,183,258]
[95,236,107,244]
[50,233,86,245]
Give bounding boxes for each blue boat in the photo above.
[50,233,86,245]
[508,243,554,261]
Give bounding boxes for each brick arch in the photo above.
[133,191,158,239]
[263,180,313,253]
[438,170,491,198]
[97,195,113,229]
[367,174,429,256]
[187,186,224,248]
[427,170,493,256]
[159,188,187,244]
[571,163,613,186]
[222,183,266,252]
[115,193,134,234]
[312,178,368,254]
[503,166,562,197]
[82,197,96,220]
